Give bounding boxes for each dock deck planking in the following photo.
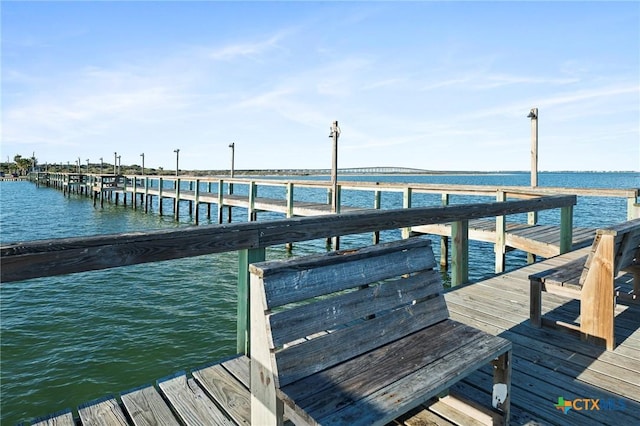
[413,219,595,259]
[77,397,128,425]
[26,249,640,426]
[121,385,179,426]
[192,364,251,426]
[157,374,234,425]
[31,410,75,426]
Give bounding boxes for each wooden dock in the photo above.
[412,219,596,258]
[31,247,640,425]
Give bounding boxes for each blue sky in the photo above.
[2,1,639,172]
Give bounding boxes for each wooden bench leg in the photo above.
[492,350,511,425]
[530,279,542,328]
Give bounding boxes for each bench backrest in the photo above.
[580,218,640,284]
[249,238,446,389]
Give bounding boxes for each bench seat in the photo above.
[281,319,510,425]
[250,238,512,425]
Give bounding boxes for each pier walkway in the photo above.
[31,247,640,426]
[34,172,640,278]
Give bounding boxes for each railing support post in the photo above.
[452,220,469,286]
[559,205,573,253]
[174,178,181,221]
[628,197,640,220]
[194,179,200,225]
[158,177,164,216]
[237,247,266,355]
[286,183,294,251]
[373,189,381,244]
[402,187,412,239]
[495,191,506,273]
[248,181,256,221]
[440,193,449,268]
[217,179,224,224]
[331,185,342,250]
[144,177,149,213]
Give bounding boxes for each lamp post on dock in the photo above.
[86,159,89,172]
[140,153,145,176]
[229,143,235,178]
[528,108,538,188]
[329,120,340,213]
[114,152,117,175]
[174,149,180,176]
[100,158,103,174]
[77,157,81,173]
[117,156,121,175]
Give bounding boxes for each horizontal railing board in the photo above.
[1,195,576,282]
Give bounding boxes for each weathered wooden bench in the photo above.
[249,238,512,425]
[530,218,640,350]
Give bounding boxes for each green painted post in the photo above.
[237,247,266,355]
[451,220,469,286]
[559,205,574,253]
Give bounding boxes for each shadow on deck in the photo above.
[438,247,640,425]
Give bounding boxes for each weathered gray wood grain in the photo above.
[192,364,250,426]
[78,397,129,426]
[268,270,443,347]
[158,374,233,426]
[121,385,179,426]
[2,195,576,282]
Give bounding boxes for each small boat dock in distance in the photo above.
[23,244,640,426]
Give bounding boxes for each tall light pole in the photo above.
[329,120,340,213]
[229,143,235,178]
[77,157,81,173]
[100,157,103,174]
[174,149,180,176]
[86,159,90,172]
[527,108,538,187]
[114,152,117,175]
[140,153,145,176]
[117,155,121,175]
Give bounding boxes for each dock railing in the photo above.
[2,194,577,354]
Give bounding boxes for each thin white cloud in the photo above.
[209,30,292,61]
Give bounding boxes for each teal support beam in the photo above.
[451,220,469,286]
[559,205,574,253]
[237,247,266,355]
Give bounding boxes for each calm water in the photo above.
[1,172,637,424]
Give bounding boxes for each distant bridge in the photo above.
[241,167,433,175]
